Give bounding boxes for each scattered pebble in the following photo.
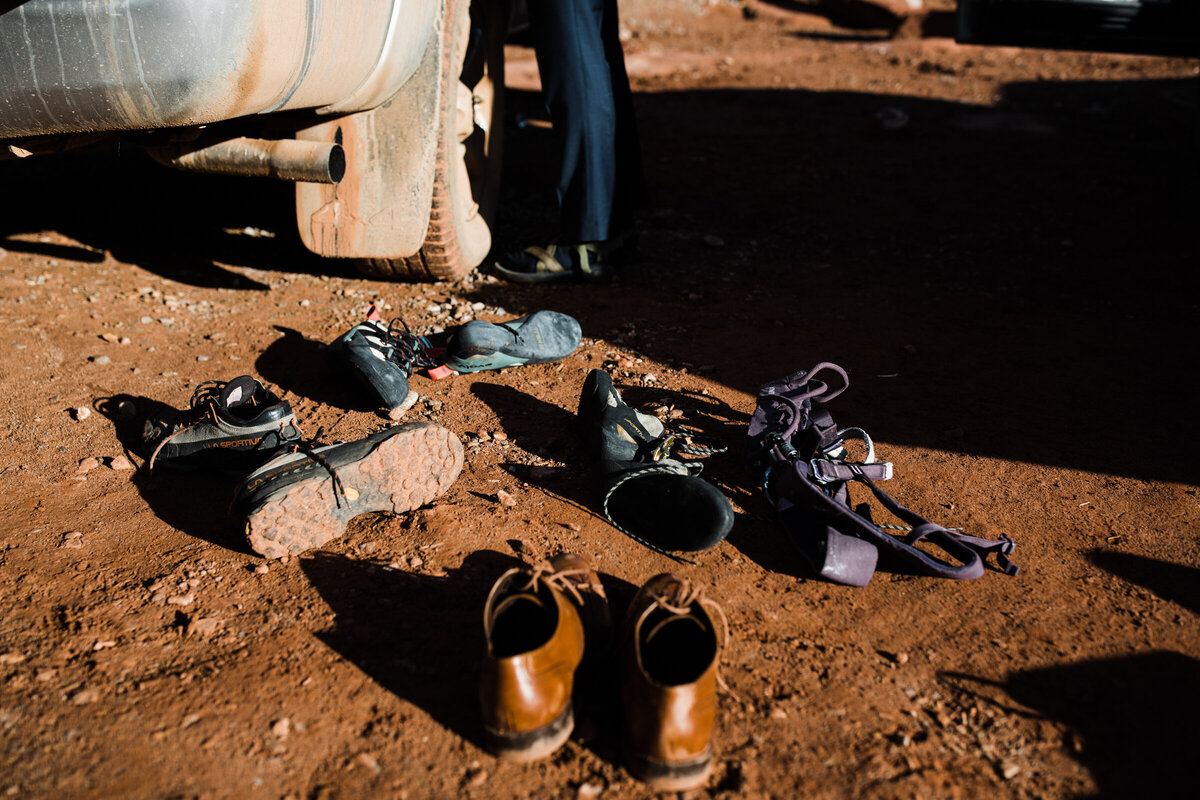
[71,688,101,705]
[271,718,291,739]
[1001,762,1021,780]
[166,593,195,607]
[409,556,424,569]
[0,652,26,665]
[93,640,116,651]
[770,707,788,720]
[88,355,111,365]
[357,753,381,773]
[186,617,222,639]
[253,564,269,575]
[109,456,133,471]
[495,489,517,507]
[75,458,100,475]
[576,781,604,799]
[181,714,202,728]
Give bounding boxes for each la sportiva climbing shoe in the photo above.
[234,422,464,559]
[142,376,301,473]
[443,311,582,374]
[578,369,733,557]
[329,306,434,420]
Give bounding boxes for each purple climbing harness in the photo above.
[747,363,1019,586]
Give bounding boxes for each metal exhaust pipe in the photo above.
[148,137,345,184]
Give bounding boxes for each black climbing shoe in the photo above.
[329,306,434,420]
[578,369,733,557]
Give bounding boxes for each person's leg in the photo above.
[527,0,619,243]
[598,0,646,237]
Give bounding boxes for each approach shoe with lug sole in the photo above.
[142,376,301,473]
[578,369,734,557]
[329,306,434,420]
[234,422,464,559]
[442,311,582,374]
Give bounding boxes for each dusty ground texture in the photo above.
[2,1,1198,798]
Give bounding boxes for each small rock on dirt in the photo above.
[88,355,111,365]
[271,718,291,739]
[108,456,133,471]
[75,457,100,475]
[0,652,26,665]
[495,489,517,507]
[72,407,91,421]
[71,688,101,705]
[186,617,222,639]
[576,782,604,799]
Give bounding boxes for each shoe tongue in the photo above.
[219,375,261,409]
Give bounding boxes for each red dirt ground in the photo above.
[1,2,1198,798]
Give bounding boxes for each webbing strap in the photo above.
[775,458,1019,579]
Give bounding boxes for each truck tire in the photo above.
[359,0,505,281]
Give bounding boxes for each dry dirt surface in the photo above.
[2,2,1198,798]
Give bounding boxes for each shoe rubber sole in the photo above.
[624,747,713,791]
[483,704,574,762]
[245,424,464,559]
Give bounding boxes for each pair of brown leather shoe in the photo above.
[479,554,727,791]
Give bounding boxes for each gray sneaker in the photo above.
[142,376,302,473]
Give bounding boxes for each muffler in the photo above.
[148,136,345,184]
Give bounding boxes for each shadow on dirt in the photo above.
[1087,550,1200,615]
[469,382,597,511]
[254,326,375,413]
[948,651,1200,798]
[0,148,355,287]
[301,549,640,766]
[4,71,1196,486]
[476,77,1200,488]
[92,393,252,554]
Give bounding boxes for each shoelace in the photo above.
[384,317,435,376]
[640,578,740,702]
[277,427,349,508]
[147,380,229,473]
[519,563,600,608]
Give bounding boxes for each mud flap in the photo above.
[294,5,447,259]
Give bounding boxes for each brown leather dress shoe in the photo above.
[479,554,609,761]
[620,574,726,791]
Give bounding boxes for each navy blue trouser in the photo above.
[526,0,645,243]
